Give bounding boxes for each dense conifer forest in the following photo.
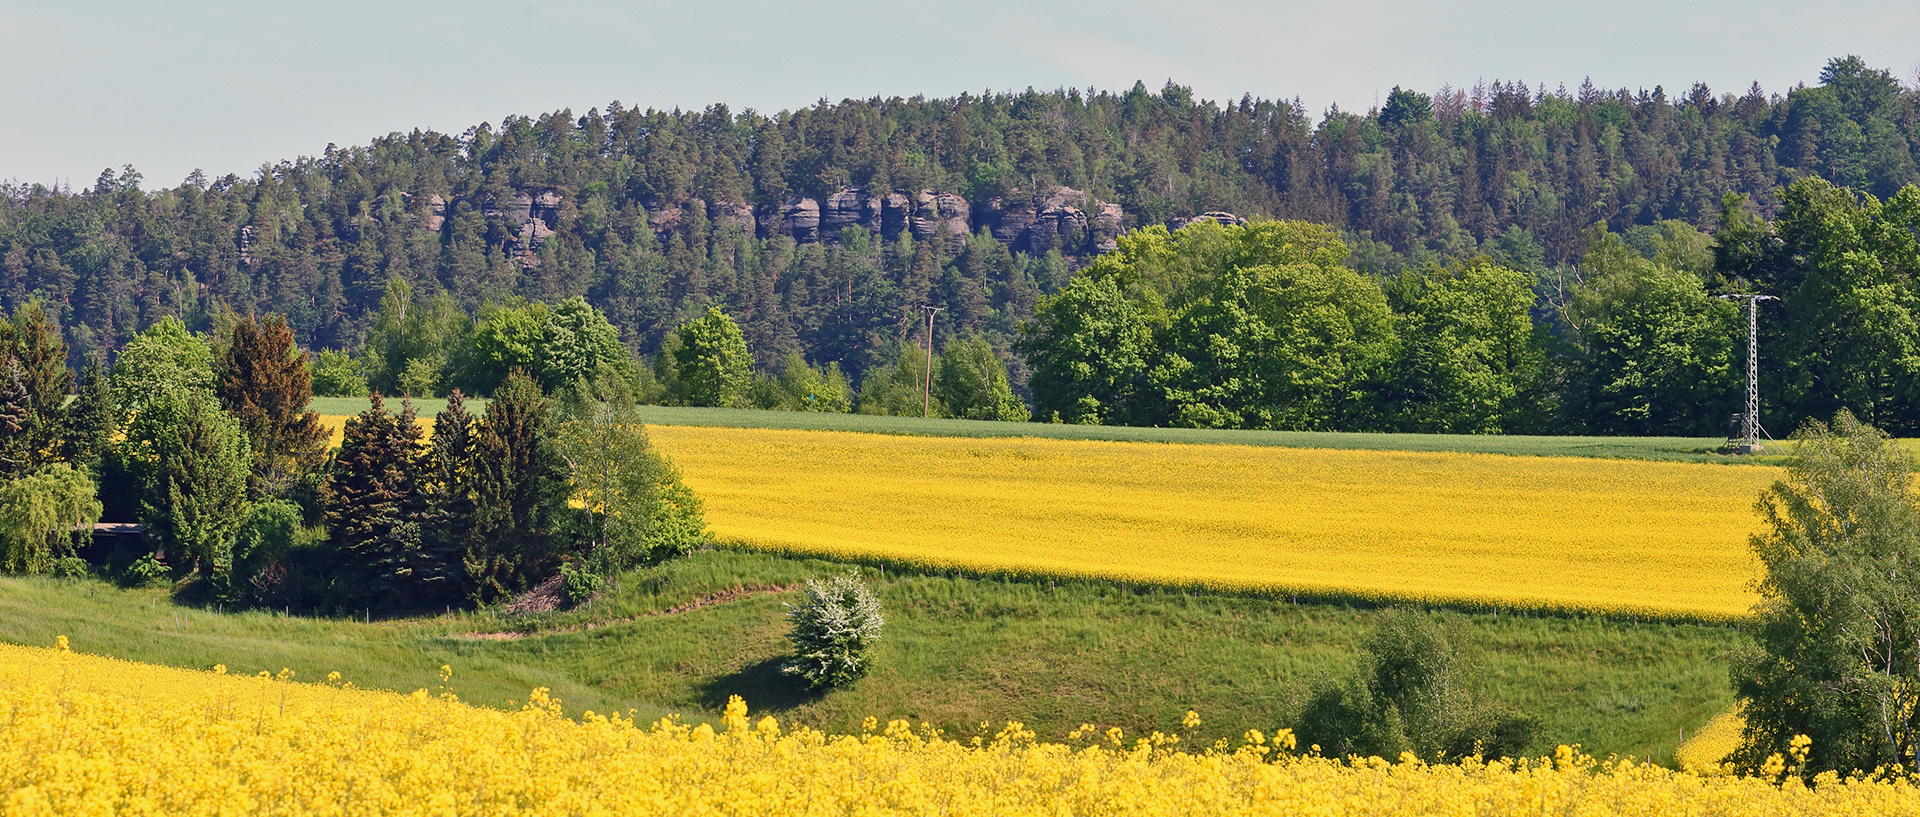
[2,56,1916,434]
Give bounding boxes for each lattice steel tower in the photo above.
[1720,294,1777,453]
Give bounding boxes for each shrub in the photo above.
[558,559,606,605]
[781,571,884,691]
[122,553,171,587]
[1296,609,1537,761]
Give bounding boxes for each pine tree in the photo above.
[465,370,567,601]
[217,313,329,497]
[322,395,430,608]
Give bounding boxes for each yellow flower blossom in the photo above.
[5,642,1918,816]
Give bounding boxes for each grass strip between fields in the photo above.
[310,398,1781,464]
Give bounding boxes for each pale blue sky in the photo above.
[4,0,1916,190]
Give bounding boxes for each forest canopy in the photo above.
[2,56,1916,436]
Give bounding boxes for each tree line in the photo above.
[1023,173,1920,437]
[0,303,704,613]
[0,58,1913,397]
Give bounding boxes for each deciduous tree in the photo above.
[1382,259,1546,433]
[671,306,751,407]
[110,316,215,423]
[0,463,100,575]
[1733,411,1920,774]
[555,374,705,574]
[1564,228,1739,435]
[933,337,1028,421]
[122,388,252,602]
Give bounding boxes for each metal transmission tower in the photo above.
[1717,294,1777,454]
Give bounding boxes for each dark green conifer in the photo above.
[322,395,431,608]
[61,356,114,473]
[464,370,567,601]
[421,389,479,602]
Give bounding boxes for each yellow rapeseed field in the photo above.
[1677,706,1747,775]
[4,640,1912,816]
[318,414,437,449]
[648,427,1782,620]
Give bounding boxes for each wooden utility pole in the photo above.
[921,304,943,418]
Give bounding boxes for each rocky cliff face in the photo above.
[776,185,1119,254]
[425,183,1238,267]
[495,190,561,264]
[979,187,1125,255]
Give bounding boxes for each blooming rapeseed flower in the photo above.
[4,640,1917,816]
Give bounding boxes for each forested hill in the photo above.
[2,56,1916,376]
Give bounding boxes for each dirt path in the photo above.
[460,583,802,640]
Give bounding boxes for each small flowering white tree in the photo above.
[781,571,884,690]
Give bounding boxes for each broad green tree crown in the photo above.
[1734,411,1920,775]
[671,307,751,408]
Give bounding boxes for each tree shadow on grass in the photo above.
[697,656,825,713]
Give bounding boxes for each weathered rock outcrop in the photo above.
[708,200,756,234]
[911,190,971,243]
[818,187,883,240]
[781,197,821,243]
[424,194,448,232]
[640,185,1130,259]
[980,187,1123,255]
[464,188,563,264]
[382,185,1259,271]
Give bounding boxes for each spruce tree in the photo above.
[0,302,71,465]
[0,360,31,480]
[60,356,113,473]
[123,388,252,602]
[322,395,431,608]
[421,389,479,602]
[217,313,328,497]
[465,370,567,601]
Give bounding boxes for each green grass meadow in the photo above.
[2,548,1741,765]
[73,400,1764,765]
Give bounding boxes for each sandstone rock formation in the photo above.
[707,200,756,234]
[981,187,1123,255]
[781,197,820,243]
[911,190,971,244]
[424,194,448,232]
[818,187,883,240]
[438,183,1141,268]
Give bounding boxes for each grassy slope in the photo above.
[1,548,1740,764]
[242,401,1755,762]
